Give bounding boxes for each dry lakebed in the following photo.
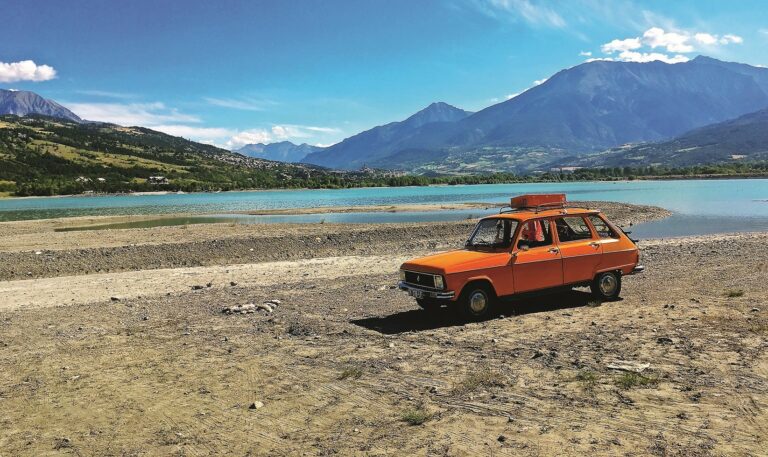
[0,201,766,456]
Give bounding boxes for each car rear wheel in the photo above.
[591,271,622,301]
[457,283,495,320]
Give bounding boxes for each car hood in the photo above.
[401,249,512,275]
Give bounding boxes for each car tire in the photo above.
[416,298,442,311]
[457,283,495,320]
[591,271,622,301]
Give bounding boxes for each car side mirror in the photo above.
[518,244,529,252]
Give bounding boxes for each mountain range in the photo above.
[302,56,768,172]
[2,56,768,175]
[566,107,768,168]
[0,89,82,123]
[237,141,324,163]
[301,102,472,168]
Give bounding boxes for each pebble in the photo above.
[230,281,238,286]
[751,307,760,312]
[249,401,264,410]
[256,303,274,313]
[110,296,120,302]
[192,285,205,290]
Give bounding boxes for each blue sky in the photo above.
[2,0,767,149]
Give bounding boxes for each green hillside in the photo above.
[0,115,385,196]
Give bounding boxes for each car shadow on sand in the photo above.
[351,290,610,335]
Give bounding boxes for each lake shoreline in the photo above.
[2,173,768,200]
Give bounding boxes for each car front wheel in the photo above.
[457,283,494,320]
[591,271,622,301]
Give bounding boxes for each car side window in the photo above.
[554,216,593,243]
[517,219,553,249]
[588,215,619,239]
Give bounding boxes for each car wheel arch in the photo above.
[457,277,497,300]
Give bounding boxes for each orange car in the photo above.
[398,194,644,319]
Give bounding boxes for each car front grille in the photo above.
[404,271,436,289]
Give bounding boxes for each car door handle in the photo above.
[589,242,600,247]
[548,247,559,253]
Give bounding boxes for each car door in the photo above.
[553,215,602,285]
[511,218,564,293]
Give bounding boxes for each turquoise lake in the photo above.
[1,179,767,238]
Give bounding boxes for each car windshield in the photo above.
[467,218,517,249]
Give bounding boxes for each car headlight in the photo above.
[433,275,444,290]
[399,269,406,281]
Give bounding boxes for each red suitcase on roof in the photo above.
[510,193,566,209]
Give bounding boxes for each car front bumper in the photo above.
[629,265,645,275]
[398,281,455,299]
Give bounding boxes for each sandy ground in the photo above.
[1,202,767,456]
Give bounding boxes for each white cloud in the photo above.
[601,37,642,53]
[506,93,520,99]
[579,51,592,57]
[616,51,689,64]
[152,125,235,139]
[204,97,273,111]
[592,27,745,64]
[533,78,548,86]
[65,100,341,152]
[642,27,693,53]
[224,129,273,149]
[694,32,742,46]
[694,33,718,45]
[471,0,566,28]
[223,125,342,150]
[0,60,57,83]
[720,34,743,44]
[76,90,136,99]
[64,102,201,125]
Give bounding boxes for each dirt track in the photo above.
[1,202,767,456]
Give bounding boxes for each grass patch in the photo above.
[725,289,745,298]
[615,372,659,389]
[452,368,504,395]
[338,366,363,380]
[400,406,434,426]
[574,369,598,388]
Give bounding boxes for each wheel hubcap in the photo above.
[599,275,617,295]
[469,291,488,314]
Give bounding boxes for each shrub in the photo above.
[400,406,433,426]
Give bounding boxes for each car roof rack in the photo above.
[498,203,594,214]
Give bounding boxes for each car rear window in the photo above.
[588,215,619,239]
[554,216,593,242]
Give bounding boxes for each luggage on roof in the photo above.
[510,193,566,209]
